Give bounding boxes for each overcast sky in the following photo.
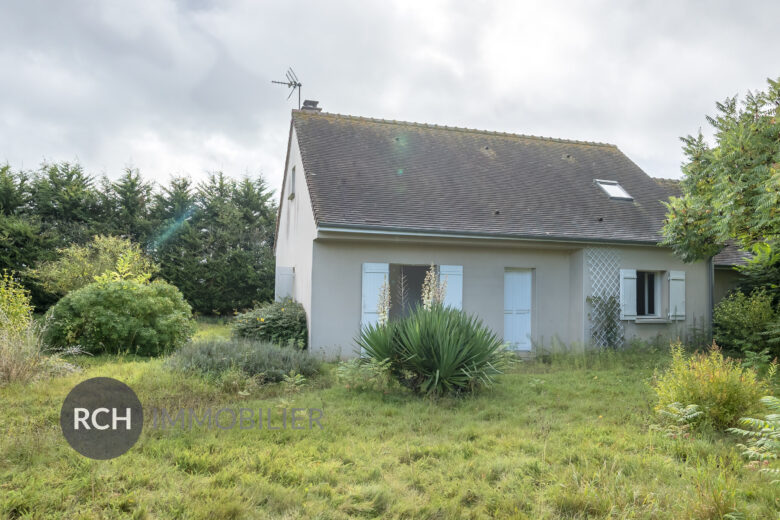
[1,1,777,200]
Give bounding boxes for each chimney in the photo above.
[301,99,322,112]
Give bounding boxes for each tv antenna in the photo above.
[271,68,302,108]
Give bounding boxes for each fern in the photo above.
[728,396,780,482]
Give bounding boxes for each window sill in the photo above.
[634,317,671,324]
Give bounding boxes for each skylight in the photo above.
[595,179,633,200]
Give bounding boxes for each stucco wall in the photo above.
[307,238,711,359]
[714,267,742,304]
[275,127,316,343]
[612,246,710,342]
[310,238,583,359]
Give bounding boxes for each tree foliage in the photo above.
[0,161,277,314]
[662,77,780,262]
[31,235,158,295]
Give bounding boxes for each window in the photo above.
[620,269,686,321]
[636,271,658,316]
[595,179,632,200]
[288,166,296,200]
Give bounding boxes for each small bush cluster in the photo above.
[357,305,509,395]
[44,279,195,356]
[653,342,767,428]
[232,298,307,349]
[714,289,778,356]
[0,270,33,334]
[167,338,320,383]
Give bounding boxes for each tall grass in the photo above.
[0,321,77,386]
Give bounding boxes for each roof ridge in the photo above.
[293,109,619,148]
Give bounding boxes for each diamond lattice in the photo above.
[586,247,624,347]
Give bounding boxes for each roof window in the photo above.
[595,179,632,200]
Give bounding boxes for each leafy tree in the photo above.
[31,235,158,295]
[662,77,780,262]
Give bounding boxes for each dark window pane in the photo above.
[636,272,646,316]
[647,273,655,315]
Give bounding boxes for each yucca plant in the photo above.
[729,395,780,482]
[357,305,508,395]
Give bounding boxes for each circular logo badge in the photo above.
[60,377,143,460]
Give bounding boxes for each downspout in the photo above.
[707,256,714,341]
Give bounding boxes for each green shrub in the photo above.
[31,235,158,295]
[166,338,320,382]
[714,289,777,355]
[232,298,307,348]
[357,305,509,395]
[653,342,767,428]
[44,279,195,356]
[0,270,33,334]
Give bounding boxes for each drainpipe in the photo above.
[707,256,714,341]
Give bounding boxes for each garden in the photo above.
[1,79,779,518]
[1,253,779,518]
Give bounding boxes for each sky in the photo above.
[1,0,778,201]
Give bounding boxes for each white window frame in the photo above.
[594,179,633,200]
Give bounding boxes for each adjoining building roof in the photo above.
[653,177,682,198]
[713,243,752,267]
[291,109,677,244]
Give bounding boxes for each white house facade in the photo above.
[275,103,712,360]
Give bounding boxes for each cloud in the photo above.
[0,0,777,198]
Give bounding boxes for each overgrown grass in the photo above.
[192,317,232,342]
[1,349,778,518]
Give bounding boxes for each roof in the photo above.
[713,243,751,267]
[291,110,677,244]
[653,177,682,198]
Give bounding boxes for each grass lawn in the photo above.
[1,341,778,519]
[192,317,233,342]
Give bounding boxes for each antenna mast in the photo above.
[271,68,302,108]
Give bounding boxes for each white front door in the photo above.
[504,270,532,351]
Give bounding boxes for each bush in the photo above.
[653,342,768,428]
[232,298,307,349]
[44,279,195,356]
[357,305,509,395]
[167,338,320,382]
[0,270,33,334]
[31,235,158,295]
[714,289,777,355]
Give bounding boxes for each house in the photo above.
[274,101,713,359]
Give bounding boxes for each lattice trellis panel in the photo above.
[586,247,624,347]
